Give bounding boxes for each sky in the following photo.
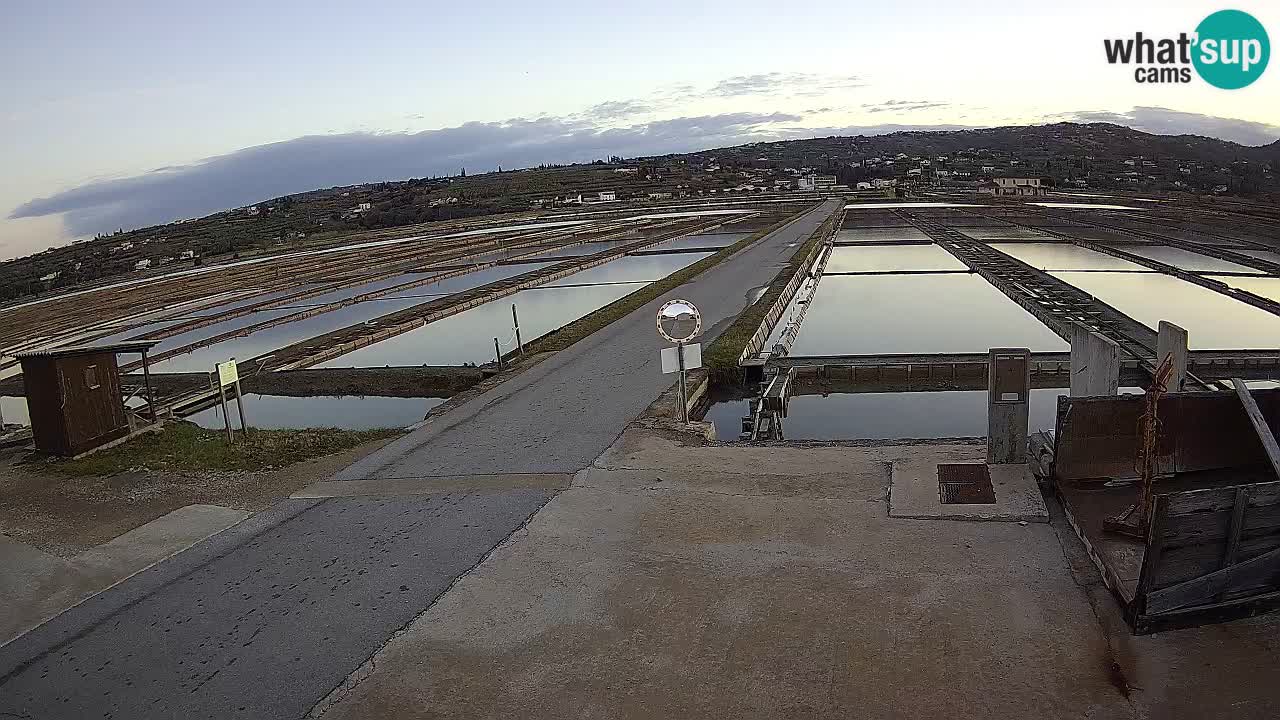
[1,0,1277,261]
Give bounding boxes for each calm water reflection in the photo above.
[790,274,1067,355]
[319,281,646,367]
[148,266,538,372]
[187,394,445,430]
[1052,272,1280,350]
[987,243,1151,272]
[705,387,1144,441]
[1204,275,1280,304]
[545,253,709,287]
[833,228,927,243]
[1118,245,1264,274]
[825,245,966,273]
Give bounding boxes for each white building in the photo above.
[796,175,816,191]
[647,191,672,200]
[978,177,1047,196]
[179,250,196,260]
[814,175,837,190]
[597,190,617,202]
[134,259,152,271]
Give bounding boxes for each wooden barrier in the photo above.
[1052,386,1280,633]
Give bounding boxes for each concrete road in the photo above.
[334,199,839,478]
[0,200,838,720]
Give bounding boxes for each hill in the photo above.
[3,122,1277,305]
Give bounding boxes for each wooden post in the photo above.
[231,357,248,434]
[512,304,524,356]
[494,337,503,369]
[219,385,235,445]
[141,348,157,422]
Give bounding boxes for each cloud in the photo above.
[9,112,801,236]
[1058,106,1280,146]
[582,99,654,120]
[706,72,864,98]
[862,100,952,114]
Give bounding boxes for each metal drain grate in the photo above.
[938,464,996,504]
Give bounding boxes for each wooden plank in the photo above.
[1218,487,1251,603]
[1146,544,1280,614]
[1222,487,1250,569]
[1154,533,1280,588]
[1158,501,1280,547]
[1136,497,1169,609]
[1233,378,1280,480]
[1164,479,1280,516]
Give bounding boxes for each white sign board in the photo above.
[216,360,239,388]
[661,343,702,374]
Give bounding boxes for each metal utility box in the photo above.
[16,341,158,457]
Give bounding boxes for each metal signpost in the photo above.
[657,299,703,423]
[214,359,249,444]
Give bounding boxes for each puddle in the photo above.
[789,274,1067,355]
[1052,272,1280,350]
[987,243,1152,272]
[1,396,30,426]
[824,245,967,273]
[1117,246,1264,274]
[186,394,445,430]
[705,387,1144,441]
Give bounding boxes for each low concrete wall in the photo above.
[737,215,838,365]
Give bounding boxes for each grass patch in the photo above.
[521,208,810,356]
[46,422,403,476]
[702,209,837,383]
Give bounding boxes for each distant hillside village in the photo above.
[3,122,1276,304]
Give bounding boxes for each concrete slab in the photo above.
[889,457,1048,522]
[73,504,250,579]
[0,536,103,648]
[1,504,249,647]
[312,432,1127,719]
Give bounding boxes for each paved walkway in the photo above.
[0,200,838,720]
